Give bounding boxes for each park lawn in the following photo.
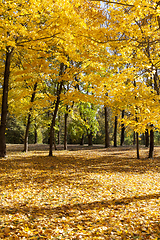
[0,144,160,239]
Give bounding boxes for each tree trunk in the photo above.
[57,115,60,145]
[34,124,37,144]
[120,110,125,146]
[104,106,109,148]
[24,114,31,152]
[49,63,64,156]
[147,68,157,158]
[114,115,118,147]
[133,131,136,145]
[57,130,60,145]
[141,133,145,145]
[80,134,84,145]
[53,128,57,150]
[154,69,159,95]
[147,67,157,158]
[136,132,140,159]
[49,82,63,156]
[64,105,68,150]
[145,129,149,147]
[23,82,37,152]
[88,131,93,146]
[147,68,158,158]
[149,129,154,158]
[0,48,13,157]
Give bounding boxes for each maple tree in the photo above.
[113,115,118,147]
[1,0,160,159]
[1,0,160,235]
[0,0,57,156]
[0,0,106,157]
[91,0,160,158]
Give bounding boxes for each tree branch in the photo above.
[90,0,134,7]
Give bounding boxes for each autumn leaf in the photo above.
[0,144,159,239]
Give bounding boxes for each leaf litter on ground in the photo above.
[0,144,159,239]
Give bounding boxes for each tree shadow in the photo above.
[0,145,160,238]
[0,147,160,190]
[1,191,160,216]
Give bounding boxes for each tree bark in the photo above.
[53,128,57,150]
[80,134,84,145]
[104,106,109,148]
[136,132,140,159]
[23,82,37,152]
[120,110,125,146]
[154,69,159,95]
[57,114,60,145]
[145,129,149,147]
[114,115,118,147]
[34,124,37,144]
[141,133,145,145]
[64,105,68,150]
[57,131,60,145]
[0,48,13,157]
[49,83,63,156]
[49,63,64,156]
[149,129,154,158]
[148,68,158,158]
[88,131,93,146]
[24,114,31,152]
[133,131,136,145]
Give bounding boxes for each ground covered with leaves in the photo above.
[0,144,160,239]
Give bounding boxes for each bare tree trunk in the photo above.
[114,115,118,147]
[24,114,31,152]
[24,82,37,152]
[148,69,158,158]
[34,123,37,144]
[145,129,149,147]
[49,83,63,156]
[120,110,125,146]
[154,69,159,95]
[80,134,84,145]
[64,105,68,150]
[49,117,55,156]
[136,132,140,159]
[49,63,64,156]
[57,114,60,145]
[133,131,136,145]
[149,128,154,158]
[135,113,140,159]
[0,48,13,157]
[141,133,145,145]
[104,106,109,148]
[57,131,60,145]
[88,131,93,146]
[53,128,57,150]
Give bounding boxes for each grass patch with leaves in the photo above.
[0,144,160,239]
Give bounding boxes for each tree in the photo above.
[120,110,125,146]
[104,106,110,148]
[64,105,69,150]
[49,63,65,156]
[114,115,118,147]
[94,0,160,157]
[145,129,149,147]
[0,0,106,157]
[0,0,66,156]
[0,48,13,157]
[23,82,37,152]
